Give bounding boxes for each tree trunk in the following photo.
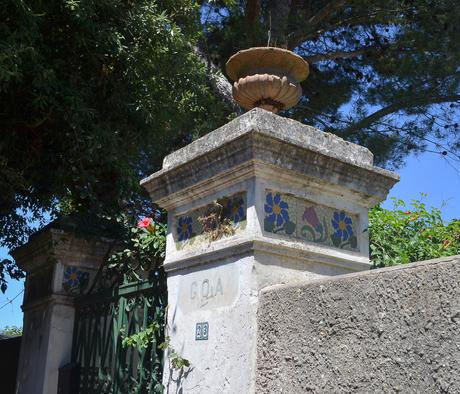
[192,46,240,114]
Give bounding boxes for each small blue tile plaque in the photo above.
[195,322,209,340]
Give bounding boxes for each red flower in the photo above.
[138,217,153,229]
[405,210,411,215]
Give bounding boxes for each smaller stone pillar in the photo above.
[142,108,399,393]
[12,224,111,394]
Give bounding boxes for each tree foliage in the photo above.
[0,0,227,252]
[369,197,460,267]
[202,0,460,166]
[0,325,22,337]
[1,0,460,289]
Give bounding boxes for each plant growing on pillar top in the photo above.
[197,200,236,242]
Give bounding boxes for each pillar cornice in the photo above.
[142,109,398,209]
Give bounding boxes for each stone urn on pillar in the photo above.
[226,47,309,113]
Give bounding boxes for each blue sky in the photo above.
[0,150,459,329]
[0,253,24,328]
[382,152,459,221]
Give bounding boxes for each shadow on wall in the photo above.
[0,335,22,394]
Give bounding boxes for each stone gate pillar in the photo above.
[12,225,111,394]
[141,108,399,393]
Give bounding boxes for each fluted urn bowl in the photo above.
[226,47,309,113]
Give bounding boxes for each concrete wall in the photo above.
[256,256,460,394]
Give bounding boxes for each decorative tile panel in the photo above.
[175,192,247,249]
[62,265,90,294]
[264,190,359,251]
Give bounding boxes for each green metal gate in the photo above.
[71,266,166,394]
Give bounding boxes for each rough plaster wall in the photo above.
[256,256,460,394]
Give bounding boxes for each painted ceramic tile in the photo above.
[175,192,247,249]
[222,194,246,227]
[176,215,194,242]
[263,191,297,236]
[62,265,89,294]
[264,190,359,251]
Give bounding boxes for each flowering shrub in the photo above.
[137,217,154,230]
[369,197,460,268]
[111,213,189,371]
[108,214,166,279]
[134,216,166,259]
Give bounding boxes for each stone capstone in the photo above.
[141,108,398,209]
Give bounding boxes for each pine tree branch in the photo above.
[245,0,260,45]
[288,0,347,49]
[307,0,347,26]
[287,6,413,50]
[246,0,260,27]
[304,47,375,63]
[340,94,460,138]
[191,46,240,113]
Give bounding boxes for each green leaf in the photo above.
[331,234,341,248]
[349,235,358,249]
[264,218,275,232]
[284,221,296,235]
[301,225,315,240]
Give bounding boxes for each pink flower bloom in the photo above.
[138,217,153,229]
[302,206,322,232]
